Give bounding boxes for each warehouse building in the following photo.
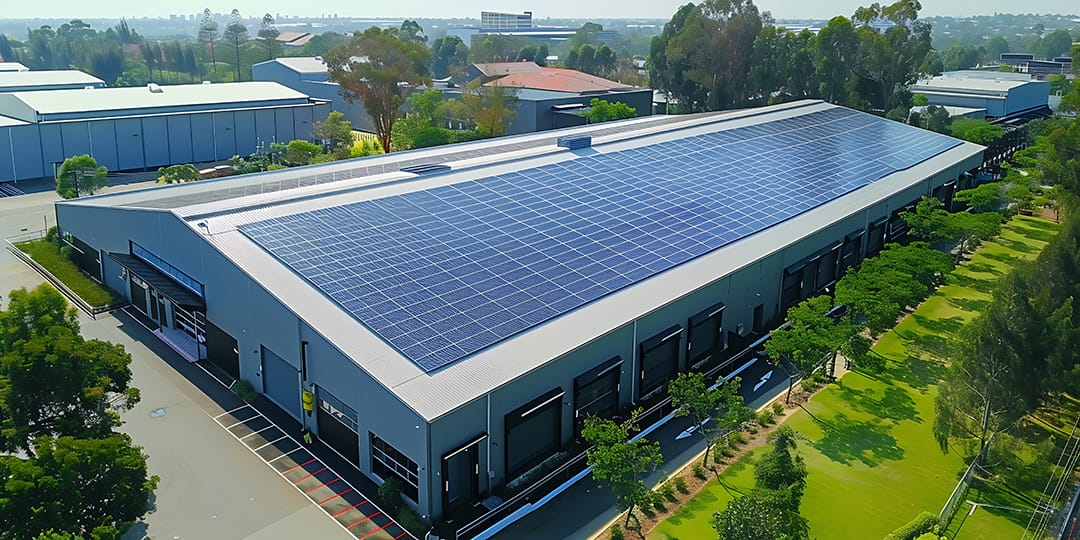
[0,62,29,72]
[0,81,329,183]
[0,70,106,93]
[252,57,369,132]
[911,70,1050,119]
[54,100,982,522]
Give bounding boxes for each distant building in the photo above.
[275,32,314,50]
[0,70,106,93]
[0,82,329,182]
[0,62,29,72]
[461,62,653,134]
[253,57,372,132]
[997,53,1071,80]
[911,70,1050,120]
[480,11,532,29]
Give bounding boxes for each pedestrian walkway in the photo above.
[0,183,25,197]
[214,404,414,540]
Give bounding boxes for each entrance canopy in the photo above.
[109,252,205,310]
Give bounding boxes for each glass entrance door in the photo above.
[442,437,482,514]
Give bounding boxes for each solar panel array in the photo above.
[239,107,962,371]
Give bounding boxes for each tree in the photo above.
[431,35,468,79]
[395,20,426,44]
[197,8,219,77]
[0,284,79,352]
[257,13,279,60]
[849,0,932,112]
[156,164,201,184]
[582,98,636,124]
[713,427,809,540]
[324,27,431,153]
[582,411,663,529]
[459,80,518,138]
[311,111,354,158]
[0,434,158,540]
[222,9,248,81]
[815,16,858,105]
[933,316,1029,463]
[954,182,1004,214]
[835,242,953,335]
[55,155,107,199]
[949,118,1005,144]
[299,31,347,57]
[669,372,722,466]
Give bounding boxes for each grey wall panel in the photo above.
[189,113,214,162]
[275,108,295,141]
[0,127,14,181]
[212,112,236,160]
[233,110,257,156]
[254,109,277,146]
[167,116,193,164]
[39,124,64,172]
[88,121,119,171]
[114,118,145,171]
[293,107,313,140]
[141,117,170,168]
[60,122,91,158]
[11,124,43,180]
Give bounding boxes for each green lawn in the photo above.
[649,216,1058,540]
[15,239,122,307]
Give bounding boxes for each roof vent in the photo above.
[314,55,323,62]
[202,80,211,85]
[557,135,592,150]
[147,83,163,93]
[83,85,95,90]
[400,163,451,176]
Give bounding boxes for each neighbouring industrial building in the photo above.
[54,100,983,525]
[0,70,106,93]
[0,81,329,183]
[252,57,369,132]
[0,62,29,72]
[911,70,1051,119]
[462,61,653,134]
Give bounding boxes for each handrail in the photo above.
[4,237,126,319]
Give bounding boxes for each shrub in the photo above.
[801,378,818,393]
[692,463,706,480]
[772,402,784,415]
[673,476,689,494]
[609,524,625,540]
[758,410,775,425]
[727,431,746,446]
[660,482,677,502]
[651,493,667,512]
[266,163,287,171]
[45,226,59,243]
[378,476,403,513]
[747,424,759,434]
[396,506,427,536]
[232,379,257,402]
[884,511,939,540]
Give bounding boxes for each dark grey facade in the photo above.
[54,100,984,524]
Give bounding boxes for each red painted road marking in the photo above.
[305,477,341,494]
[292,467,328,484]
[393,531,408,540]
[317,487,353,505]
[331,500,368,518]
[359,522,392,539]
[346,511,381,530]
[281,458,317,475]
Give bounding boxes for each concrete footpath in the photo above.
[491,358,791,540]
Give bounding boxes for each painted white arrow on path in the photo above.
[753,370,774,392]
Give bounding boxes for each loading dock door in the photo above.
[261,346,300,420]
[316,388,360,464]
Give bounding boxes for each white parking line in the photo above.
[267,446,305,464]
[240,425,276,440]
[253,435,289,452]
[214,405,249,420]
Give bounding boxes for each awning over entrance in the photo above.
[108,252,205,309]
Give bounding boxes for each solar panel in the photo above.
[239,107,962,372]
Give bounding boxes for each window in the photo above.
[687,302,725,369]
[638,325,682,399]
[131,242,204,296]
[574,358,621,435]
[371,433,419,502]
[320,389,358,434]
[505,388,563,479]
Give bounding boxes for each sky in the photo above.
[2,0,1078,20]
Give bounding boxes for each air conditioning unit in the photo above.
[147,83,163,93]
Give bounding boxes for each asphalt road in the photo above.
[0,183,355,540]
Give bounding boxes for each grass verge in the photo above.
[648,215,1058,540]
[15,239,122,307]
